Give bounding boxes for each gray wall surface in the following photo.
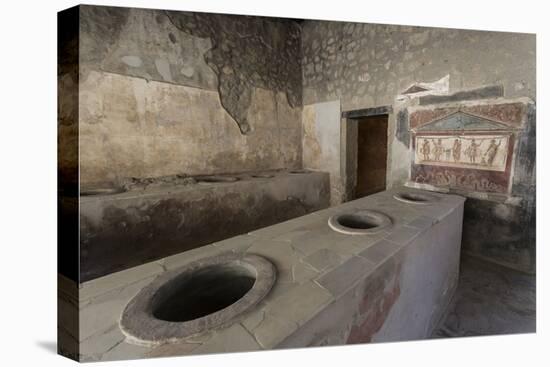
[301,22,535,108]
[300,21,535,273]
[78,6,303,184]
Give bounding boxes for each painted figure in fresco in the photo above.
[445,148,451,161]
[464,138,482,163]
[484,139,502,166]
[452,138,462,162]
[432,138,444,161]
[444,170,457,186]
[420,139,431,161]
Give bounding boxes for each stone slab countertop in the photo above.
[78,187,465,361]
[79,169,324,203]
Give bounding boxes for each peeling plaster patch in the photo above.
[154,59,173,82]
[302,105,321,169]
[514,82,526,92]
[396,75,450,101]
[180,65,195,78]
[80,7,219,91]
[121,55,142,67]
[164,11,302,135]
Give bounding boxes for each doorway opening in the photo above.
[355,114,388,198]
[341,106,391,202]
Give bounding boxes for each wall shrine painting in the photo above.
[409,108,521,194]
[414,134,510,172]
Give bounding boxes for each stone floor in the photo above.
[431,255,536,338]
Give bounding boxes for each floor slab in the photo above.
[431,255,536,338]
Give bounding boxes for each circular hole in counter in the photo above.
[153,263,255,322]
[251,173,275,178]
[80,186,127,196]
[393,192,438,205]
[196,176,240,184]
[289,169,310,174]
[120,253,276,344]
[328,210,392,235]
[337,214,380,229]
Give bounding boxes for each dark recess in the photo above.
[154,264,255,322]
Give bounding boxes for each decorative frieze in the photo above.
[408,101,529,194]
[414,134,510,172]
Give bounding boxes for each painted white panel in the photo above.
[414,134,509,172]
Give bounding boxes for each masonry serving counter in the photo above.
[79,170,330,281]
[70,187,464,361]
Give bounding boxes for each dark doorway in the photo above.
[355,115,388,198]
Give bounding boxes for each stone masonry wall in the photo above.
[302,22,535,109]
[163,10,302,134]
[301,21,535,273]
[301,21,535,190]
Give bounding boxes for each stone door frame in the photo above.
[340,105,393,201]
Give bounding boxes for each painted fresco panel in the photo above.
[414,134,510,172]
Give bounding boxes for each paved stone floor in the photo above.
[431,255,536,338]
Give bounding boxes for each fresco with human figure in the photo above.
[414,134,510,172]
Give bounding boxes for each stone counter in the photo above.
[75,187,464,361]
[79,170,330,281]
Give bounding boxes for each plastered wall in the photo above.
[78,6,303,185]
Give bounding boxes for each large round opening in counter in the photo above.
[251,173,275,178]
[196,176,240,184]
[289,169,310,174]
[80,186,127,196]
[393,191,439,205]
[153,263,256,322]
[120,253,276,345]
[328,210,391,235]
